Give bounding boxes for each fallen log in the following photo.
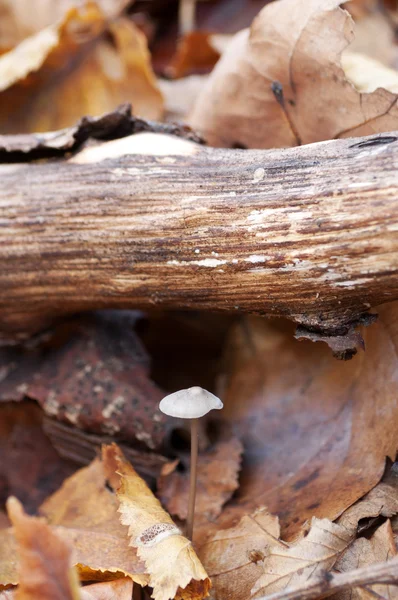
[1,120,398,352]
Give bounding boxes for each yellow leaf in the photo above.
[102,444,211,600]
[0,3,163,134]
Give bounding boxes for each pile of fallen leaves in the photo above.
[2,0,398,599]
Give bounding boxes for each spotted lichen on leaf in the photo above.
[102,444,211,600]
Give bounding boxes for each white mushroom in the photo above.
[159,386,223,419]
[159,386,223,541]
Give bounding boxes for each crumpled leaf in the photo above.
[0,0,130,52]
[158,433,243,522]
[189,0,398,148]
[198,508,283,600]
[102,444,210,600]
[80,578,133,600]
[251,517,352,598]
[6,496,81,600]
[0,3,163,134]
[219,303,398,539]
[342,52,398,93]
[333,520,398,600]
[0,401,75,513]
[337,463,398,534]
[0,312,168,451]
[166,32,221,79]
[39,458,147,585]
[0,457,148,589]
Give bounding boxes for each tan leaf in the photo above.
[337,465,398,534]
[218,303,398,540]
[251,518,352,598]
[189,0,398,148]
[0,578,133,600]
[0,529,18,588]
[166,31,221,79]
[198,508,283,600]
[6,496,81,600]
[342,52,398,93]
[102,444,210,600]
[158,434,243,521]
[80,578,133,600]
[0,0,130,51]
[0,4,163,134]
[334,520,398,600]
[40,458,147,585]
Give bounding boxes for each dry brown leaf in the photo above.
[0,4,163,134]
[334,520,398,600]
[189,0,398,148]
[158,434,243,522]
[346,12,398,68]
[198,508,283,600]
[39,458,147,585]
[0,0,130,51]
[342,52,398,93]
[166,31,221,79]
[337,464,398,534]
[0,529,18,588]
[251,518,352,598]
[6,496,81,600]
[1,578,133,600]
[218,303,398,540]
[0,401,75,513]
[80,578,133,600]
[102,444,210,600]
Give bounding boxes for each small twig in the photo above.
[254,556,398,600]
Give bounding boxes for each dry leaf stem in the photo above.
[255,555,398,600]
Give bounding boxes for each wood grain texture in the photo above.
[1,130,398,340]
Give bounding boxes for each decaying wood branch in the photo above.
[1,124,398,349]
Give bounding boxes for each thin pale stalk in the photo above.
[186,417,199,541]
[179,0,196,34]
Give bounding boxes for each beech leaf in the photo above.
[102,444,211,600]
[189,0,398,148]
[6,496,81,600]
[333,520,398,600]
[251,517,352,598]
[198,508,284,600]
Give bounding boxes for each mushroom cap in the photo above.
[159,386,223,419]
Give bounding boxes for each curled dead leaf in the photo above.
[189,0,398,148]
[219,303,398,539]
[333,520,398,600]
[198,508,283,600]
[102,444,211,600]
[6,496,81,600]
[158,433,243,522]
[251,518,352,598]
[0,3,163,134]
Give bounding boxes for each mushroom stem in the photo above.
[186,417,199,541]
[179,0,196,35]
